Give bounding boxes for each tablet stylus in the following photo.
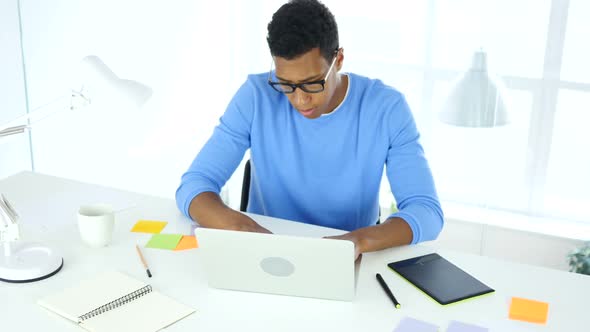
[376,273,401,309]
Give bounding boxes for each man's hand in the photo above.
[189,192,272,234]
[325,217,414,259]
[225,209,272,234]
[325,232,362,260]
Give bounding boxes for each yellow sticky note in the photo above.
[509,297,549,324]
[131,220,168,234]
[174,235,198,251]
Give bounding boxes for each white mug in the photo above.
[77,204,115,248]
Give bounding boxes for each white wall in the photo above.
[0,0,32,178]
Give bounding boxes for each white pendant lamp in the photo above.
[439,51,509,127]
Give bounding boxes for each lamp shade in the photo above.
[439,51,509,127]
[79,55,153,109]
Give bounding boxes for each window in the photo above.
[561,0,590,84]
[543,89,590,221]
[239,0,590,226]
[346,0,590,224]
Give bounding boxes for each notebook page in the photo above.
[38,271,147,322]
[80,291,195,332]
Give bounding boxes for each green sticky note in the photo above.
[145,234,183,250]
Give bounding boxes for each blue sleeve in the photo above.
[385,95,444,244]
[175,78,255,219]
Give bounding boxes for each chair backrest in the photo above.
[240,160,251,212]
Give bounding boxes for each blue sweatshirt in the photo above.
[176,73,443,244]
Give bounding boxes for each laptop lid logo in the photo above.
[260,257,295,277]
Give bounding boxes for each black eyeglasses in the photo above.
[267,51,338,94]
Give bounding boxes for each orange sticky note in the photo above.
[174,235,198,251]
[509,297,549,324]
[131,220,168,233]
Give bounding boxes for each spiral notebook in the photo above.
[38,271,195,332]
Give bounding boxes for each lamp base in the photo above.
[0,241,63,283]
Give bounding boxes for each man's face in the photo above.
[273,48,342,119]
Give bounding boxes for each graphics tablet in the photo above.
[388,253,494,305]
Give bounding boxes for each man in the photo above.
[176,0,443,258]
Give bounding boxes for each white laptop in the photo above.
[195,227,356,301]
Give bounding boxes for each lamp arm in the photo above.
[0,125,28,138]
[0,89,90,137]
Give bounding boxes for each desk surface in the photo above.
[1,171,588,332]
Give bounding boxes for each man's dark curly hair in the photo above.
[267,0,339,61]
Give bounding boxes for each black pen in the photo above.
[376,273,400,309]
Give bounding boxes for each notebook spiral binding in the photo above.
[77,285,153,322]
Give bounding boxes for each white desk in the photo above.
[1,172,588,331]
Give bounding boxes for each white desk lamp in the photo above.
[0,194,63,283]
[0,56,152,283]
[439,50,509,127]
[0,55,152,138]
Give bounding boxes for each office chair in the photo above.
[240,160,251,212]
